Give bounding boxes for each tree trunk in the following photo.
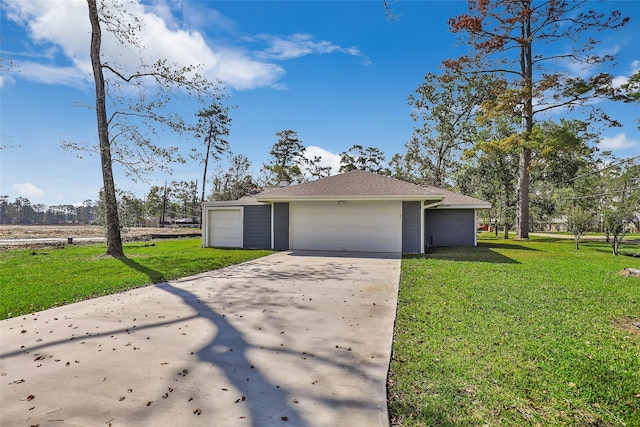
[199,125,212,229]
[516,147,531,239]
[516,10,533,240]
[87,0,123,257]
[503,224,509,239]
[612,233,622,256]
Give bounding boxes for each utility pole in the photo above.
[161,181,167,228]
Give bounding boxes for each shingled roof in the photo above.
[254,170,490,208]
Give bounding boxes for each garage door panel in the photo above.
[208,208,243,248]
[290,201,401,252]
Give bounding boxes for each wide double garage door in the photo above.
[290,201,402,252]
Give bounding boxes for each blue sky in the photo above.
[1,0,639,207]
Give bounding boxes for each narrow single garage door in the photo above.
[290,201,402,252]
[207,208,243,248]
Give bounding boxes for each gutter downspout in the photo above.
[422,200,442,253]
[270,203,275,250]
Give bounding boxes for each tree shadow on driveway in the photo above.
[151,253,394,426]
[115,256,308,425]
[158,282,308,426]
[2,253,394,426]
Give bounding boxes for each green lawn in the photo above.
[389,235,640,426]
[532,231,640,240]
[0,239,271,320]
[3,235,639,425]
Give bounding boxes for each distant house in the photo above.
[202,170,490,253]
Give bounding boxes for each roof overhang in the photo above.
[254,195,444,203]
[202,200,265,207]
[434,204,492,210]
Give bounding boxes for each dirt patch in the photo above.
[0,225,199,239]
[612,317,640,336]
[617,268,640,277]
[0,225,200,250]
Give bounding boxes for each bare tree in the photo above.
[88,0,122,255]
[85,0,219,256]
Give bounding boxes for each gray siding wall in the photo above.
[243,205,271,249]
[402,201,422,253]
[424,209,475,247]
[273,202,289,250]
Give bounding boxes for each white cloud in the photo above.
[2,0,367,91]
[303,146,342,176]
[12,182,45,198]
[1,0,284,90]
[11,61,89,87]
[612,75,629,88]
[257,33,365,62]
[612,59,640,88]
[598,133,639,151]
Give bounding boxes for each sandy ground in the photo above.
[0,225,199,239]
[0,225,201,248]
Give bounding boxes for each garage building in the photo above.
[202,170,490,253]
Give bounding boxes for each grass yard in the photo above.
[0,239,271,320]
[389,235,640,426]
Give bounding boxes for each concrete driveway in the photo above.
[0,251,400,426]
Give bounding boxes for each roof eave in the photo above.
[435,204,492,209]
[202,200,266,207]
[255,195,444,203]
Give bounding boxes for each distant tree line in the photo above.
[0,196,95,225]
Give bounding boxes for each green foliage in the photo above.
[619,71,640,107]
[457,117,520,236]
[528,119,597,229]
[194,101,232,161]
[389,236,640,426]
[395,73,497,187]
[339,144,389,175]
[565,206,596,249]
[194,99,233,204]
[305,155,333,179]
[444,0,630,238]
[210,154,259,201]
[598,158,640,255]
[261,130,307,185]
[0,239,271,320]
[0,197,97,225]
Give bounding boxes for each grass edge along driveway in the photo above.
[0,238,272,320]
[388,235,639,427]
